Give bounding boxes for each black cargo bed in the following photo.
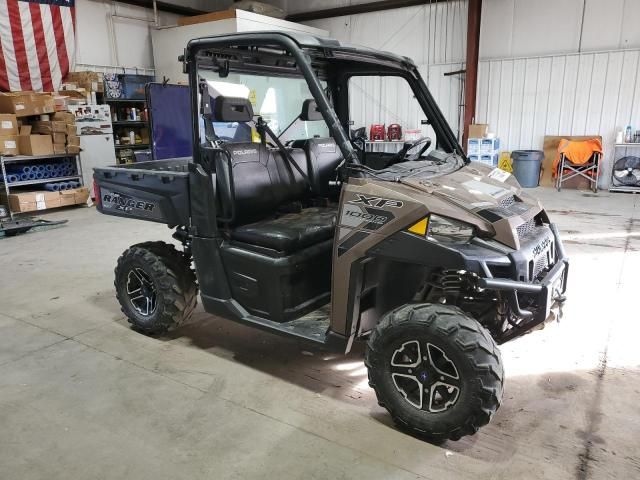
[94,157,191,226]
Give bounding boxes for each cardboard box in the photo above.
[17,125,54,156]
[0,134,19,155]
[52,132,66,144]
[52,111,76,123]
[1,187,89,213]
[0,92,55,117]
[65,72,104,93]
[31,120,67,134]
[66,134,80,146]
[0,114,18,135]
[480,153,499,167]
[53,143,67,154]
[66,145,80,154]
[468,124,489,139]
[66,123,77,135]
[480,138,501,154]
[467,138,482,155]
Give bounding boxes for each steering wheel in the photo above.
[387,137,432,166]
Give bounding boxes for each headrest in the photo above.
[300,99,323,121]
[213,96,254,122]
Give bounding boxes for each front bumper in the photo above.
[477,223,569,343]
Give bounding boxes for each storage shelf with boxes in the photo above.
[0,92,87,219]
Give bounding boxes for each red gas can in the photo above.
[369,124,385,141]
[387,124,402,141]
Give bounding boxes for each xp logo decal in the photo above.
[349,194,404,209]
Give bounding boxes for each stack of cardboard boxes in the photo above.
[467,124,501,167]
[0,113,19,156]
[3,188,90,213]
[0,91,88,213]
[0,93,79,156]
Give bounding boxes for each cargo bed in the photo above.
[94,157,191,226]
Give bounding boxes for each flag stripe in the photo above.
[7,0,32,90]
[0,0,22,91]
[60,5,74,71]
[0,18,9,91]
[19,2,42,91]
[50,5,69,85]
[29,2,53,91]
[40,3,62,90]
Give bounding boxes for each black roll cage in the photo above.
[183,31,465,168]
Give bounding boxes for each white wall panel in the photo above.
[75,0,180,72]
[305,1,468,65]
[475,49,640,187]
[480,0,640,58]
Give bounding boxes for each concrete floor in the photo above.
[0,187,639,479]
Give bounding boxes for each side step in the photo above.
[203,296,334,346]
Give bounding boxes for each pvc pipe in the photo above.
[7,174,20,183]
[20,173,28,181]
[35,171,44,179]
[45,183,61,192]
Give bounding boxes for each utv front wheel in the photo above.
[365,304,503,442]
[115,242,198,334]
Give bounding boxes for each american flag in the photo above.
[0,0,75,92]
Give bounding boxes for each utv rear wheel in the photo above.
[365,304,503,442]
[115,242,198,334]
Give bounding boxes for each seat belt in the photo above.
[255,117,312,190]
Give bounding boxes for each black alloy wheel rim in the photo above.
[126,268,157,316]
[389,340,461,413]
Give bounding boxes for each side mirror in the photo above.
[300,99,323,121]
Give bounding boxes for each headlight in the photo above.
[406,214,474,243]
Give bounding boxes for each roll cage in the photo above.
[181,31,465,169]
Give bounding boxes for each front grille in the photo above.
[516,218,536,238]
[533,255,548,279]
[499,195,516,208]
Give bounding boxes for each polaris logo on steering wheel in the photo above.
[350,194,404,209]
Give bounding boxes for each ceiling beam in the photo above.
[286,0,450,23]
[462,0,481,151]
[113,0,207,17]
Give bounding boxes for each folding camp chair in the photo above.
[556,147,601,193]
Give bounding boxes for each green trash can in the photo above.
[511,150,543,187]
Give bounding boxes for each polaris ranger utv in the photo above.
[94,32,568,441]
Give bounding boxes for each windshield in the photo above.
[197,70,329,144]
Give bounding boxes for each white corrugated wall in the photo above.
[475,49,640,186]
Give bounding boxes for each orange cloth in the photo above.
[553,138,603,177]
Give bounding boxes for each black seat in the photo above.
[230,207,336,253]
[212,97,337,254]
[291,138,343,198]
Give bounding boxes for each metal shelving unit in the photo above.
[114,143,149,150]
[107,98,149,163]
[112,120,147,126]
[0,153,83,219]
[609,143,640,193]
[105,98,146,104]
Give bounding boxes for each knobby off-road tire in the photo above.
[365,304,503,442]
[115,241,198,334]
